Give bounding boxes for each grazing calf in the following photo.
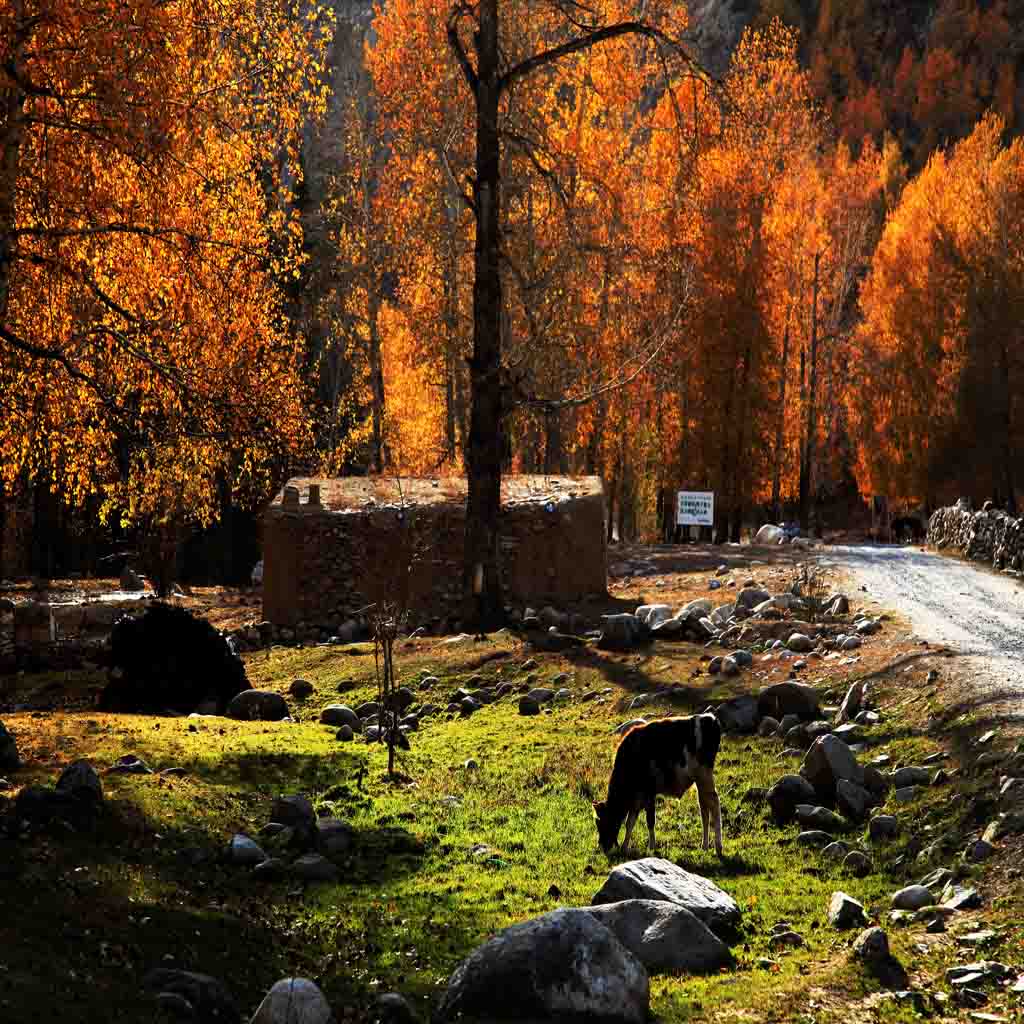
[593,714,723,856]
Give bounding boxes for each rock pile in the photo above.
[928,503,1024,571]
[227,794,354,884]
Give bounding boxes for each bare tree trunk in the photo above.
[543,406,563,475]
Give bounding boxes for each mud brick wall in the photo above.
[262,476,607,630]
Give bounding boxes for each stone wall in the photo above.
[262,476,607,631]
[928,502,1024,571]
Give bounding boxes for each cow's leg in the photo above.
[645,799,657,851]
[621,808,639,851]
[696,768,723,857]
[696,782,710,850]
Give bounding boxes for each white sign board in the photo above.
[676,490,714,527]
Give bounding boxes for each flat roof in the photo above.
[268,475,603,513]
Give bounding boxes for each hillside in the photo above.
[688,0,1023,162]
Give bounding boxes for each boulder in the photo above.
[316,818,354,856]
[320,705,361,731]
[141,969,241,1024]
[795,805,845,832]
[373,993,418,1024]
[55,761,103,804]
[291,853,339,883]
[592,858,741,938]
[836,780,872,822]
[892,885,933,911]
[822,840,851,860]
[758,682,821,721]
[868,815,899,840]
[250,978,333,1024]
[270,795,316,845]
[0,722,20,773]
[797,830,833,848]
[720,656,740,677]
[758,717,780,738]
[518,696,540,716]
[767,774,817,823]
[843,850,873,876]
[635,605,674,628]
[891,766,930,788]
[828,891,867,930]
[289,679,314,700]
[227,690,289,721]
[736,588,771,611]
[787,633,813,653]
[679,599,713,618]
[527,688,555,704]
[99,602,250,714]
[715,694,759,734]
[852,927,892,973]
[582,899,731,974]
[599,614,645,652]
[835,683,864,725]
[800,735,864,799]
[755,524,785,545]
[229,834,266,866]
[435,908,649,1024]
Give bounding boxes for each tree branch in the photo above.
[500,21,708,93]
[446,5,479,95]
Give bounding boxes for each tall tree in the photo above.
[445,1,706,625]
[0,0,331,532]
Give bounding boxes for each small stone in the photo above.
[337,724,354,741]
[965,839,994,862]
[822,841,851,860]
[893,785,919,803]
[797,830,833,848]
[769,930,805,950]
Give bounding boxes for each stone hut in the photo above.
[262,476,607,630]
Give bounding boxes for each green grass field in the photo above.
[1,630,1021,1023]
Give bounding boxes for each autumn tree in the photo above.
[851,113,1024,509]
[0,0,332,578]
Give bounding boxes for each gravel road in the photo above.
[824,544,1024,689]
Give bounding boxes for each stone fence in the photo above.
[927,503,1024,571]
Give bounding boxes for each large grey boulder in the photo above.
[828,891,867,929]
[795,805,845,832]
[435,908,649,1023]
[141,969,241,1024]
[716,694,759,734]
[801,735,864,799]
[891,885,933,911]
[836,779,872,822]
[270,795,316,845]
[227,690,289,721]
[55,760,103,804]
[0,722,20,773]
[767,774,817,823]
[891,766,930,788]
[635,605,673,628]
[679,599,713,619]
[319,705,361,731]
[592,858,741,938]
[599,614,645,652]
[758,682,821,721]
[583,900,731,974]
[250,978,333,1024]
[836,683,864,725]
[736,588,771,611]
[755,524,785,545]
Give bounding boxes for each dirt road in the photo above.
[825,544,1024,688]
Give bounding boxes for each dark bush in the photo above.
[99,603,250,714]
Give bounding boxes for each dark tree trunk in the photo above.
[543,406,563,475]
[771,313,791,523]
[799,252,821,532]
[462,0,505,628]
